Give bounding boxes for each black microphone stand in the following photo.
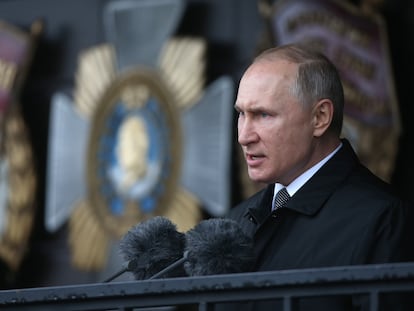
[103,259,138,282]
[102,251,188,282]
[149,250,188,279]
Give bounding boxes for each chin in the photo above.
[248,174,269,185]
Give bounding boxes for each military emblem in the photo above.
[41,0,234,273]
[87,68,182,237]
[0,20,41,271]
[66,34,206,270]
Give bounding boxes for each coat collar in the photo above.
[247,139,359,224]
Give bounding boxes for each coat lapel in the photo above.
[244,139,360,263]
[288,139,359,216]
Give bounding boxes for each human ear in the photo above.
[312,99,333,137]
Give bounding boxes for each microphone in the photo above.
[105,216,186,281]
[104,217,255,282]
[184,218,255,276]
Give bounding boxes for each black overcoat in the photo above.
[217,139,414,310]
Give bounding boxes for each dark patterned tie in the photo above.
[273,187,290,211]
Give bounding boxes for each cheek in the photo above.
[267,126,310,160]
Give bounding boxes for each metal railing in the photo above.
[1,262,414,310]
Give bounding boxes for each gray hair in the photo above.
[254,43,344,136]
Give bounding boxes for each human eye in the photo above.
[255,109,270,118]
[234,106,244,117]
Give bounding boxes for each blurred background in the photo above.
[0,0,413,289]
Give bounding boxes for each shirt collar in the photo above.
[272,142,342,206]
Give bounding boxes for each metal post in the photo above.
[369,291,379,311]
[283,296,292,311]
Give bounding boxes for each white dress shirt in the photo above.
[272,143,342,210]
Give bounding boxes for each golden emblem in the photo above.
[0,20,42,272]
[69,38,205,271]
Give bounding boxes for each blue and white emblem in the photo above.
[87,69,182,236]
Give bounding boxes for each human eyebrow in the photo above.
[250,106,272,116]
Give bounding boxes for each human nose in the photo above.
[238,117,257,146]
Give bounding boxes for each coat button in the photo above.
[271,213,277,218]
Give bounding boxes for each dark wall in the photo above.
[383,0,414,198]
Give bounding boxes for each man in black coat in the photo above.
[220,43,413,310]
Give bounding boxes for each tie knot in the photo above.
[273,187,290,211]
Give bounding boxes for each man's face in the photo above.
[235,59,316,185]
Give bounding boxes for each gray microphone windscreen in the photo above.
[184,218,255,276]
[119,216,186,279]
